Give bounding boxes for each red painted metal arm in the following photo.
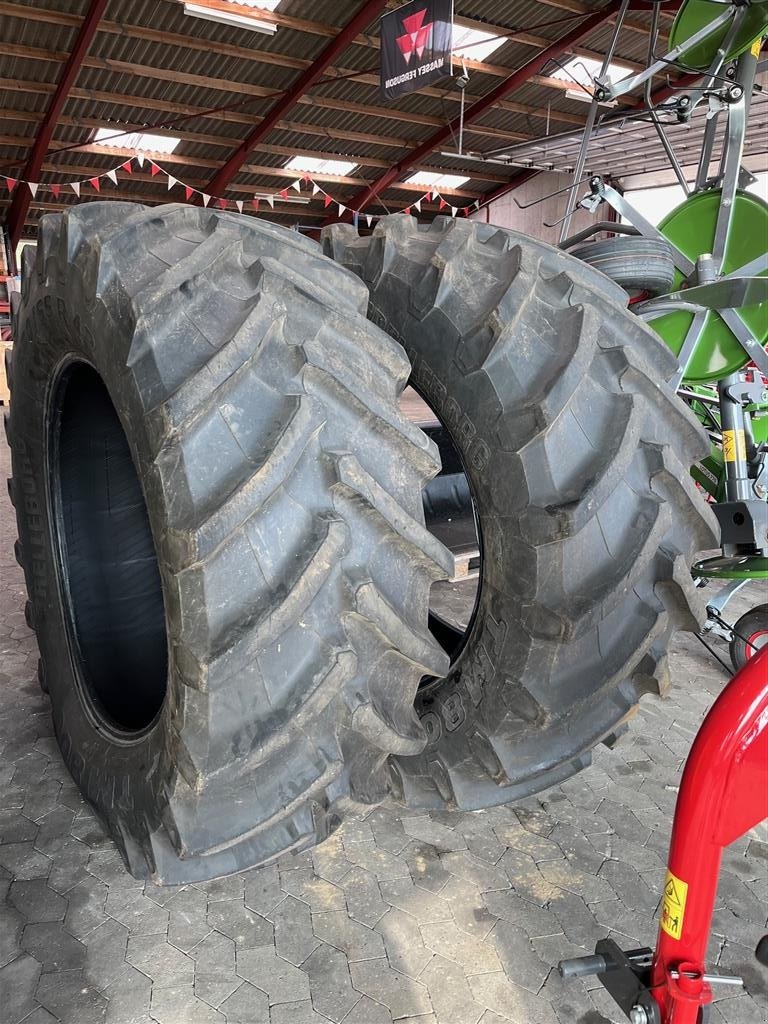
[650,647,768,1024]
[5,0,109,252]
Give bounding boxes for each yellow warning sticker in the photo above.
[723,428,747,463]
[751,39,762,58]
[661,870,689,940]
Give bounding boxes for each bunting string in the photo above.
[3,154,482,224]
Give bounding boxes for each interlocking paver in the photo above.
[208,897,274,949]
[343,841,411,881]
[236,946,310,1004]
[8,879,66,922]
[106,885,171,935]
[311,909,385,962]
[376,906,434,977]
[36,968,108,1024]
[21,921,87,972]
[269,999,330,1024]
[0,952,40,1024]
[0,903,24,968]
[378,875,454,926]
[349,958,433,1019]
[302,941,361,1022]
[218,981,270,1023]
[402,843,451,895]
[435,875,497,939]
[243,864,285,918]
[84,918,132,989]
[468,970,559,1024]
[338,866,389,928]
[0,842,51,880]
[127,931,196,985]
[151,980,226,1023]
[341,995,394,1024]
[269,894,319,965]
[103,964,153,1024]
[490,920,550,994]
[419,920,503,975]
[420,954,484,1024]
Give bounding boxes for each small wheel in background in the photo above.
[729,604,768,673]
[570,237,676,298]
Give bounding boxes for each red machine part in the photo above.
[650,646,768,1024]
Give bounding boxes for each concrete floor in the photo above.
[0,429,766,1024]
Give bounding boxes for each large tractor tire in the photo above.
[324,215,718,811]
[6,203,452,882]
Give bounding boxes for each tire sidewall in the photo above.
[11,251,174,843]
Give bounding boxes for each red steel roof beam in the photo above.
[6,0,109,249]
[326,0,624,222]
[206,0,389,196]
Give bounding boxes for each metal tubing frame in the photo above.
[558,0,632,242]
[649,648,768,1024]
[598,3,738,102]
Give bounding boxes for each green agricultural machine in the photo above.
[553,0,768,669]
[2,0,765,884]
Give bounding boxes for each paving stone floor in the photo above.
[0,429,766,1024]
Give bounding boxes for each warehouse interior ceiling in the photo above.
[1,0,767,242]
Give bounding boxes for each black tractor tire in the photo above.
[729,604,768,673]
[6,202,452,882]
[570,237,676,297]
[324,215,718,811]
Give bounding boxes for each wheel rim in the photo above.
[401,387,482,678]
[49,361,168,735]
[745,629,768,658]
[654,190,768,383]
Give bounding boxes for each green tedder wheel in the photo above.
[651,190,768,384]
[669,0,768,72]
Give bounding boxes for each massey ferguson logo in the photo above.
[396,9,435,64]
[381,0,452,98]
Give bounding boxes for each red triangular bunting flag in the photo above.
[280,189,289,200]
[323,193,332,208]
[252,198,260,212]
[184,186,194,201]
[121,160,133,173]
[217,197,227,209]
[404,207,411,216]
[5,177,17,193]
[150,163,161,177]
[51,183,61,198]
[439,198,447,210]
[89,176,101,191]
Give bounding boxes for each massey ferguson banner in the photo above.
[380,0,454,99]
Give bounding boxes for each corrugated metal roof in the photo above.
[1,0,765,238]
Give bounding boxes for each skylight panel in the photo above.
[452,26,506,62]
[285,155,358,177]
[550,55,632,89]
[93,129,180,155]
[406,171,470,190]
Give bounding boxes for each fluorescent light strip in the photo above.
[183,3,277,34]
